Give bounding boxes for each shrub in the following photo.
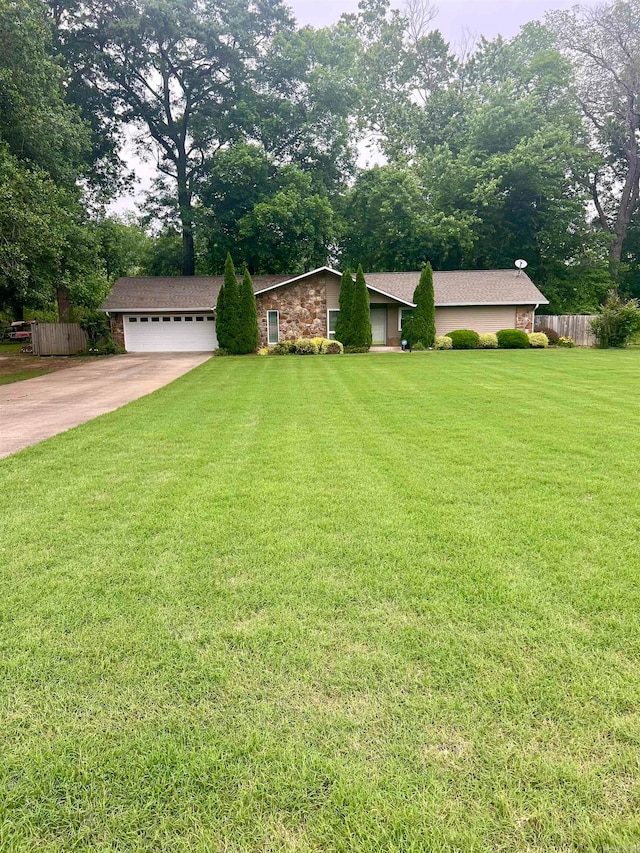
[344,345,370,353]
[350,265,372,350]
[412,341,427,350]
[335,269,353,346]
[89,341,125,355]
[215,253,240,351]
[478,332,498,349]
[590,291,640,347]
[322,340,343,354]
[271,339,296,355]
[411,263,436,348]
[538,326,560,344]
[293,338,319,354]
[496,328,529,349]
[558,336,575,348]
[212,347,230,357]
[434,335,453,350]
[257,347,270,356]
[235,268,259,354]
[528,332,549,348]
[447,329,479,349]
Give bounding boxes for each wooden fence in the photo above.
[32,323,88,356]
[534,315,596,347]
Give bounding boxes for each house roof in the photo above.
[365,270,548,306]
[101,266,548,312]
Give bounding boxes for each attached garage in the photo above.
[124,313,217,352]
[436,305,516,336]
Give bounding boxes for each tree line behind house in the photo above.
[2,0,640,325]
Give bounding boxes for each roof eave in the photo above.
[253,266,342,296]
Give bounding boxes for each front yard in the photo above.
[1,350,639,851]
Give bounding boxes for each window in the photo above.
[196,316,204,321]
[173,316,182,322]
[128,317,137,323]
[399,308,414,332]
[267,310,279,345]
[327,310,340,340]
[185,315,193,322]
[206,316,214,322]
[162,316,170,322]
[140,317,149,322]
[151,316,160,322]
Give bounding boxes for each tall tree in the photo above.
[215,253,239,352]
[334,268,354,345]
[236,268,259,354]
[350,264,373,350]
[0,0,105,319]
[547,1,640,275]
[411,262,436,347]
[54,0,293,276]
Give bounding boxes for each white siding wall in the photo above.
[436,306,517,336]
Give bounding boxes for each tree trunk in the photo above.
[177,160,195,276]
[56,286,71,321]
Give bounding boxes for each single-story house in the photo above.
[101,267,548,352]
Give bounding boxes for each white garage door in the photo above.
[124,314,217,352]
[436,306,516,336]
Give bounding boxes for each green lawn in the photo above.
[0,368,53,386]
[1,350,640,851]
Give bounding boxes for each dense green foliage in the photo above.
[3,0,640,318]
[3,351,640,849]
[590,292,640,348]
[214,254,240,353]
[411,263,436,348]
[349,265,373,350]
[235,269,259,355]
[497,328,530,348]
[447,329,480,349]
[334,269,354,346]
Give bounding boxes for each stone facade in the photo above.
[515,306,535,333]
[256,273,328,346]
[110,313,125,349]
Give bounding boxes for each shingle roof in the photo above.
[367,270,548,306]
[101,268,548,311]
[101,275,290,312]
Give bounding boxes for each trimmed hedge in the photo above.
[528,332,549,348]
[496,328,529,349]
[478,332,498,349]
[447,329,480,349]
[270,338,342,355]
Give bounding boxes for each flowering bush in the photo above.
[558,336,575,348]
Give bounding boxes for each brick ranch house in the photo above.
[101,267,548,352]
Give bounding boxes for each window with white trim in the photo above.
[267,310,279,345]
[327,310,340,340]
[399,308,414,332]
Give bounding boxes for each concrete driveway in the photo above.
[0,352,210,458]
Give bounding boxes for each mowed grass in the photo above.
[0,368,53,386]
[1,350,640,852]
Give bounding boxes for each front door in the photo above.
[370,306,387,345]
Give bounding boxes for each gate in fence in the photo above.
[32,323,88,356]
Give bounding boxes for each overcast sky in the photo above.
[113,0,594,215]
[288,0,587,42]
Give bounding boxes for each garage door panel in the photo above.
[124,314,217,352]
[436,306,516,336]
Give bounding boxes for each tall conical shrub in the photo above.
[350,264,372,349]
[215,252,240,351]
[235,268,259,353]
[334,268,354,346]
[411,262,436,348]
